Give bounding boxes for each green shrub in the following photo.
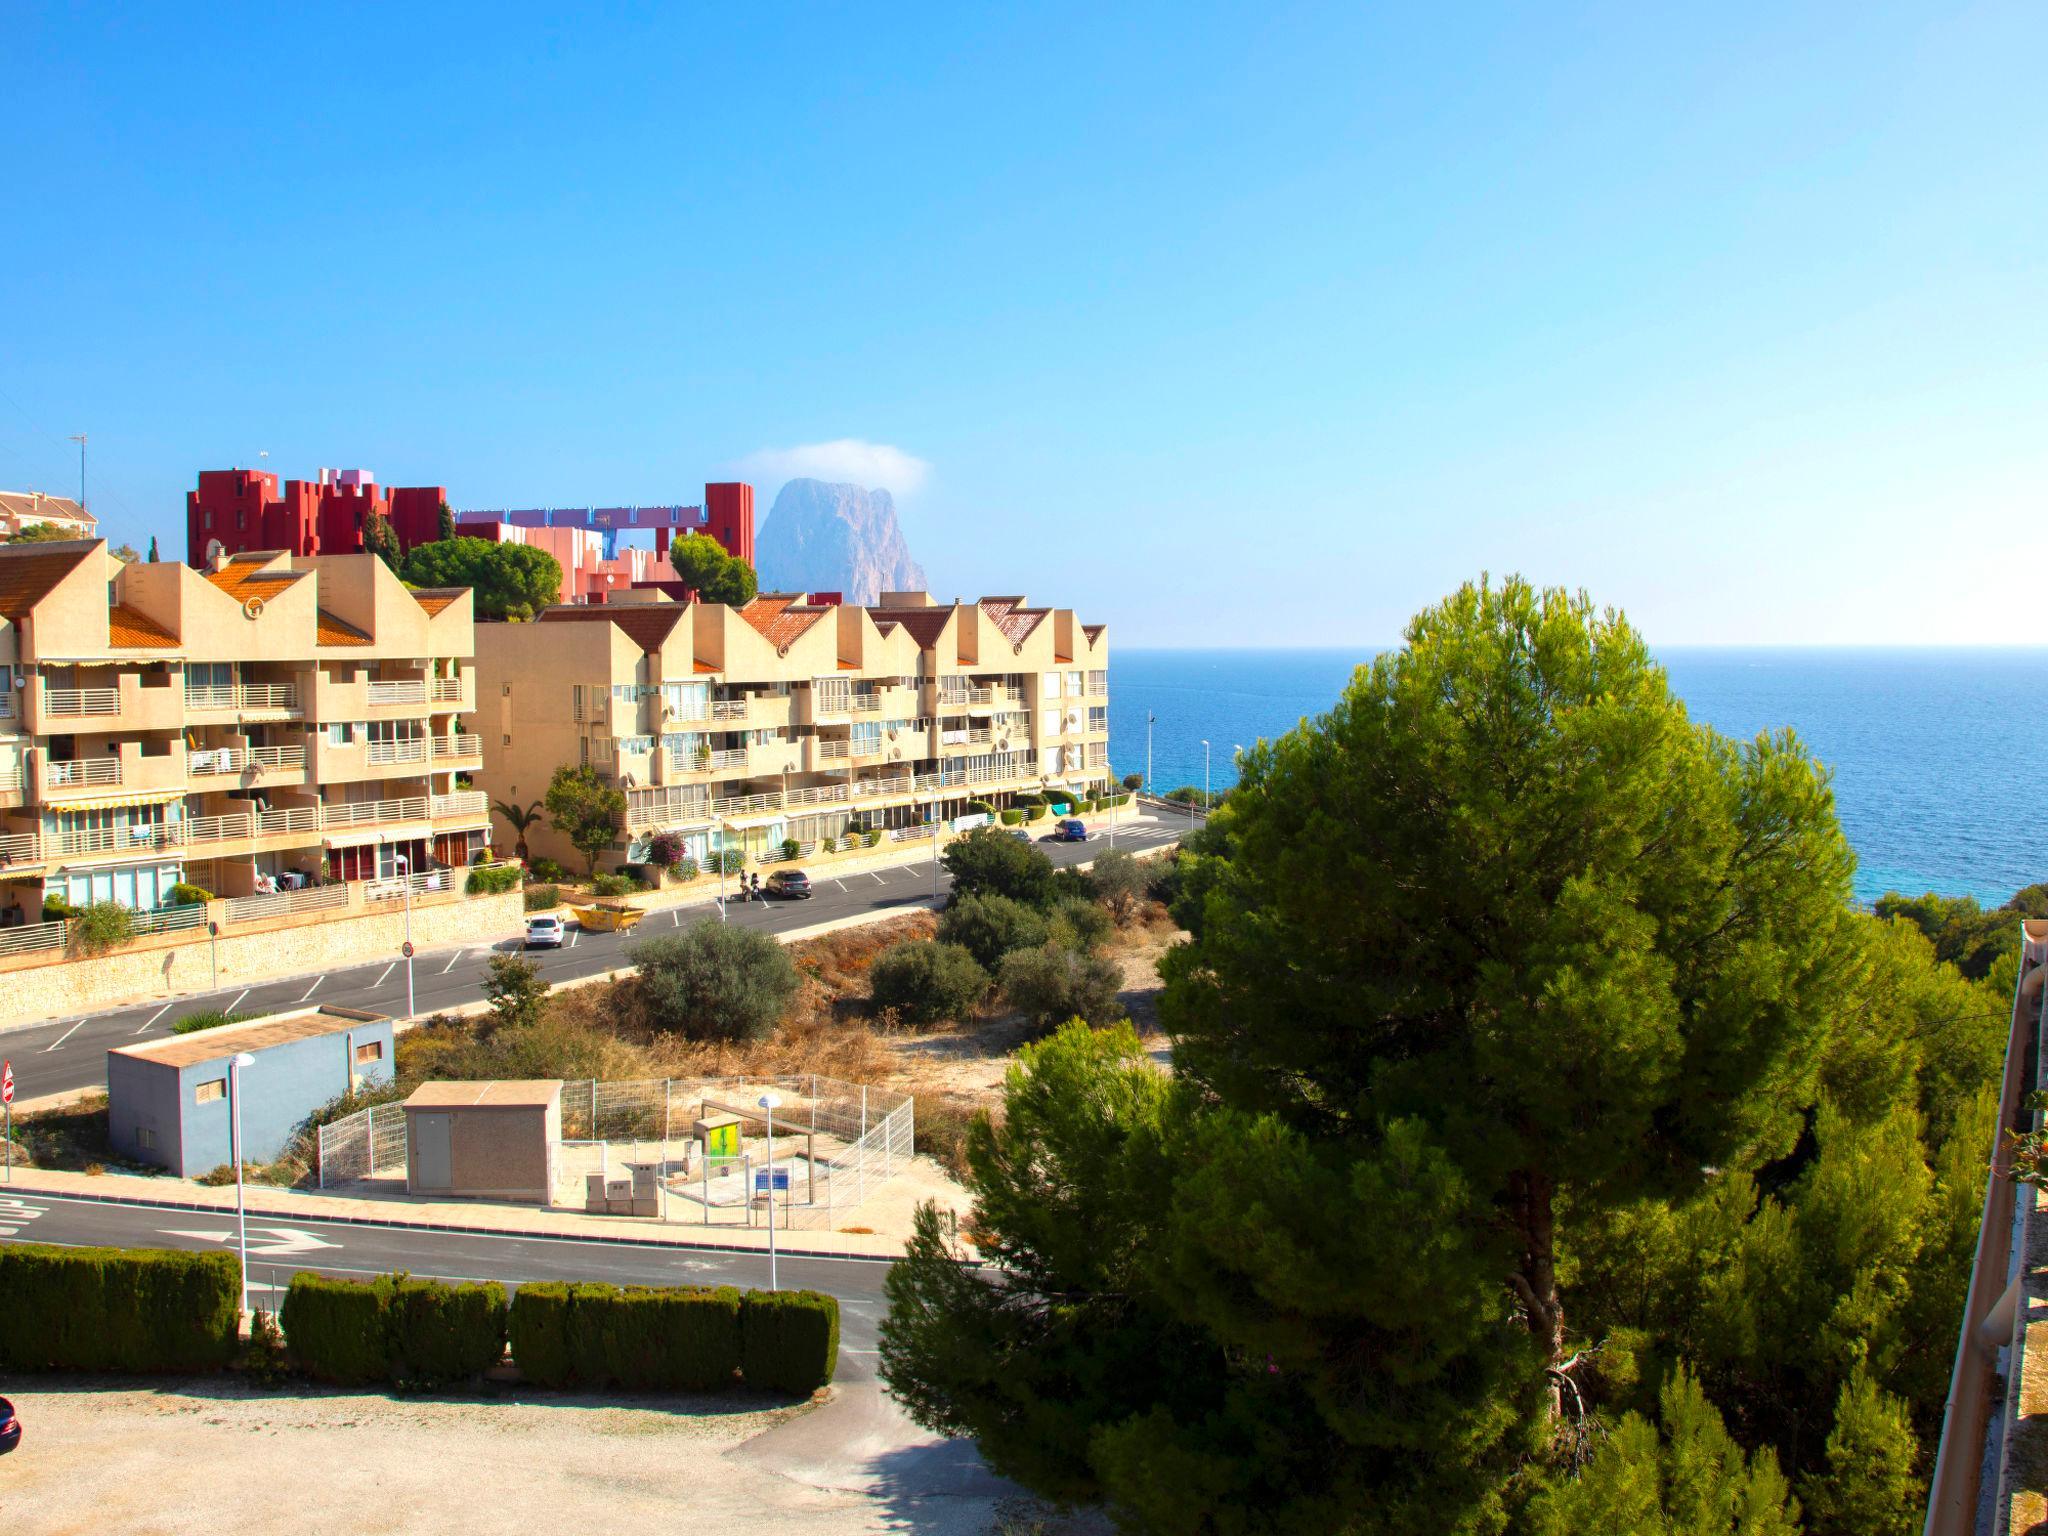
[645,831,687,870]
[388,1275,508,1384]
[709,849,746,875]
[171,1007,254,1035]
[41,895,75,923]
[780,837,800,861]
[168,882,214,906]
[69,899,135,955]
[965,799,995,816]
[1048,895,1114,953]
[606,1287,745,1391]
[0,1243,240,1373]
[820,836,838,854]
[632,920,801,1042]
[863,828,882,848]
[999,808,1024,826]
[524,883,561,912]
[591,872,638,897]
[1013,791,1043,807]
[938,891,1049,971]
[943,826,1057,907]
[506,1281,580,1387]
[868,940,989,1027]
[1024,803,1047,822]
[1085,848,1148,923]
[670,856,699,883]
[466,862,523,896]
[281,1273,392,1384]
[531,857,568,882]
[999,941,1127,1030]
[741,1288,840,1396]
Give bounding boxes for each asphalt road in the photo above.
[0,818,1189,1103]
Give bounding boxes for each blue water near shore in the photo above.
[1111,647,2048,905]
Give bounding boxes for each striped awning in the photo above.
[46,788,184,812]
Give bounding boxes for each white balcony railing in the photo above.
[430,678,464,702]
[785,783,851,808]
[43,687,120,718]
[322,796,430,829]
[47,757,122,788]
[366,679,427,706]
[431,791,490,822]
[0,831,44,868]
[816,739,850,761]
[711,699,749,722]
[365,737,431,766]
[431,733,482,759]
[707,748,749,771]
[188,745,306,777]
[186,683,300,712]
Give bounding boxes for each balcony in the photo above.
[43,687,119,719]
[32,674,185,735]
[185,683,301,716]
[625,783,713,831]
[816,739,850,762]
[187,744,308,787]
[707,748,750,772]
[46,757,122,790]
[366,679,427,707]
[430,733,483,763]
[430,677,465,704]
[366,737,432,767]
[711,698,750,723]
[431,790,490,825]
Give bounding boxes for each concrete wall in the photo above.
[171,1021,395,1175]
[411,1100,557,1201]
[106,1050,182,1173]
[0,889,521,1029]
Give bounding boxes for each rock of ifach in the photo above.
[756,479,927,605]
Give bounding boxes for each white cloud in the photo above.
[735,439,932,496]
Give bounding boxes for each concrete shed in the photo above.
[107,1006,394,1178]
[403,1079,562,1203]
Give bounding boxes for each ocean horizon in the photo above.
[1110,645,2048,906]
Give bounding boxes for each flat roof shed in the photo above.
[106,1006,393,1178]
[402,1079,562,1204]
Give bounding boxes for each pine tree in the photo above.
[1798,1367,1920,1536]
[438,500,458,542]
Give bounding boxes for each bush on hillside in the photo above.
[0,1243,240,1373]
[632,920,801,1042]
[868,940,990,1028]
[1047,896,1114,954]
[999,941,1127,1030]
[591,872,638,898]
[938,890,1049,971]
[1085,848,1148,924]
[942,827,1056,908]
[530,857,568,883]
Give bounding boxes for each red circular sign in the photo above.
[402,942,415,959]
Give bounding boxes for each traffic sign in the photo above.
[2,1060,12,1105]
[401,941,415,958]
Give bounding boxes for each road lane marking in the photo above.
[225,990,249,1015]
[159,1225,340,1257]
[372,962,396,988]
[569,931,580,948]
[671,909,680,926]
[43,1019,84,1052]
[298,975,325,1002]
[134,1002,175,1035]
[869,872,887,884]
[440,950,463,974]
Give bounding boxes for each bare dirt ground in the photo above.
[0,1376,1096,1535]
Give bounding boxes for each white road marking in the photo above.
[298,975,325,1002]
[671,909,681,926]
[373,962,397,988]
[834,880,847,892]
[134,1001,175,1035]
[869,872,887,884]
[440,950,463,974]
[569,931,580,948]
[225,989,249,1015]
[158,1225,341,1257]
[43,1019,84,1052]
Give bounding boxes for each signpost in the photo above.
[2,1059,13,1183]
[757,1090,784,1290]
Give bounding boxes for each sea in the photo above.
[1110,647,2048,906]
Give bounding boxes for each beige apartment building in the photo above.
[474,590,1111,872]
[0,540,487,916]
[0,490,96,542]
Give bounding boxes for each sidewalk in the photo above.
[0,1161,938,1262]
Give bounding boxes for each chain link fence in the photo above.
[313,1073,914,1228]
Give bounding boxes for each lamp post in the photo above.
[1199,740,1209,827]
[930,792,942,903]
[1146,712,1154,793]
[757,1090,783,1291]
[392,852,416,1018]
[230,1051,256,1319]
[68,433,86,512]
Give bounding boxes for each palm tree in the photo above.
[492,798,544,863]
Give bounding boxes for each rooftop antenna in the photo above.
[67,433,86,512]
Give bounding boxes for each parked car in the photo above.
[1008,828,1033,843]
[1049,819,1091,843]
[524,913,565,949]
[0,1396,20,1455]
[764,869,814,899]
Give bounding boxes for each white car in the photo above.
[524,914,565,950]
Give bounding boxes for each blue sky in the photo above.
[4,4,2043,645]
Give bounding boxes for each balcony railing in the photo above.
[431,733,483,759]
[785,783,851,808]
[710,791,779,818]
[366,679,427,706]
[711,699,749,722]
[54,823,180,857]
[626,784,712,829]
[186,683,300,712]
[431,791,489,822]
[44,687,120,718]
[366,738,431,766]
[817,740,850,760]
[430,678,464,702]
[47,757,122,788]
[707,748,749,771]
[323,795,431,829]
[853,694,885,714]
[189,745,306,777]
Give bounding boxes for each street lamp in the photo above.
[757,1090,784,1291]
[930,792,942,903]
[229,1051,256,1319]
[1146,712,1155,793]
[392,852,416,1018]
[1199,740,1210,827]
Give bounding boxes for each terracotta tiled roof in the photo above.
[871,607,952,650]
[316,608,372,647]
[108,604,179,648]
[739,595,830,649]
[204,556,305,604]
[412,589,464,616]
[986,603,1048,645]
[0,541,97,620]
[1082,623,1106,644]
[0,491,94,528]
[535,603,689,654]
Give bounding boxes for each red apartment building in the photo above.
[187,468,446,566]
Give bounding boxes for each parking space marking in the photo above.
[134,1001,175,1035]
[440,951,464,974]
[299,975,325,1002]
[43,1019,84,1052]
[372,962,396,988]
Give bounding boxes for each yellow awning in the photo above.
[47,788,184,813]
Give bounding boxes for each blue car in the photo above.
[1049,819,1090,843]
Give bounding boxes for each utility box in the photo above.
[107,1006,392,1178]
[401,1079,562,1203]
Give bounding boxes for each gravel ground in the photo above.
[0,1377,1063,1534]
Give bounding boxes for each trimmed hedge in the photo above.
[999,808,1025,826]
[0,1243,240,1373]
[467,862,523,896]
[506,1282,829,1395]
[742,1288,841,1396]
[524,883,561,912]
[282,1271,507,1386]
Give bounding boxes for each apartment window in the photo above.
[502,734,511,747]
[194,1078,226,1104]
[135,1127,157,1150]
[1041,671,1063,699]
[353,1041,384,1066]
